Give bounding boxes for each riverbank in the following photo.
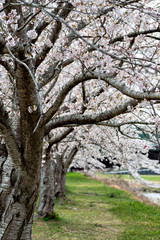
[93,173,160,206]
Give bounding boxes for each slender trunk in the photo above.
[54,156,65,199]
[61,172,66,198]
[55,146,78,202]
[55,168,66,199]
[37,147,55,218]
[55,168,67,203]
[37,129,74,217]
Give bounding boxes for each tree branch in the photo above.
[97,121,155,128]
[31,1,63,44]
[109,27,160,44]
[34,2,73,68]
[0,102,21,165]
[41,70,160,127]
[44,98,139,134]
[0,57,15,79]
[64,146,78,171]
[48,127,74,145]
[38,58,73,90]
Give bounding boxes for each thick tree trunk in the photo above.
[0,157,37,239]
[0,128,43,239]
[37,147,55,218]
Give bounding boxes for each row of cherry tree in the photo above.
[37,119,159,218]
[0,0,160,239]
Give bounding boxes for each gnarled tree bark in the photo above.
[0,128,43,239]
[37,146,55,218]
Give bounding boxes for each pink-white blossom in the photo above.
[27,30,38,39]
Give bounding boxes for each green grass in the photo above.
[32,173,160,240]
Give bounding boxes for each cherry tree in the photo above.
[53,143,79,201]
[37,127,76,217]
[72,116,160,186]
[0,0,160,239]
[38,111,158,218]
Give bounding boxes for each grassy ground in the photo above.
[32,173,160,240]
